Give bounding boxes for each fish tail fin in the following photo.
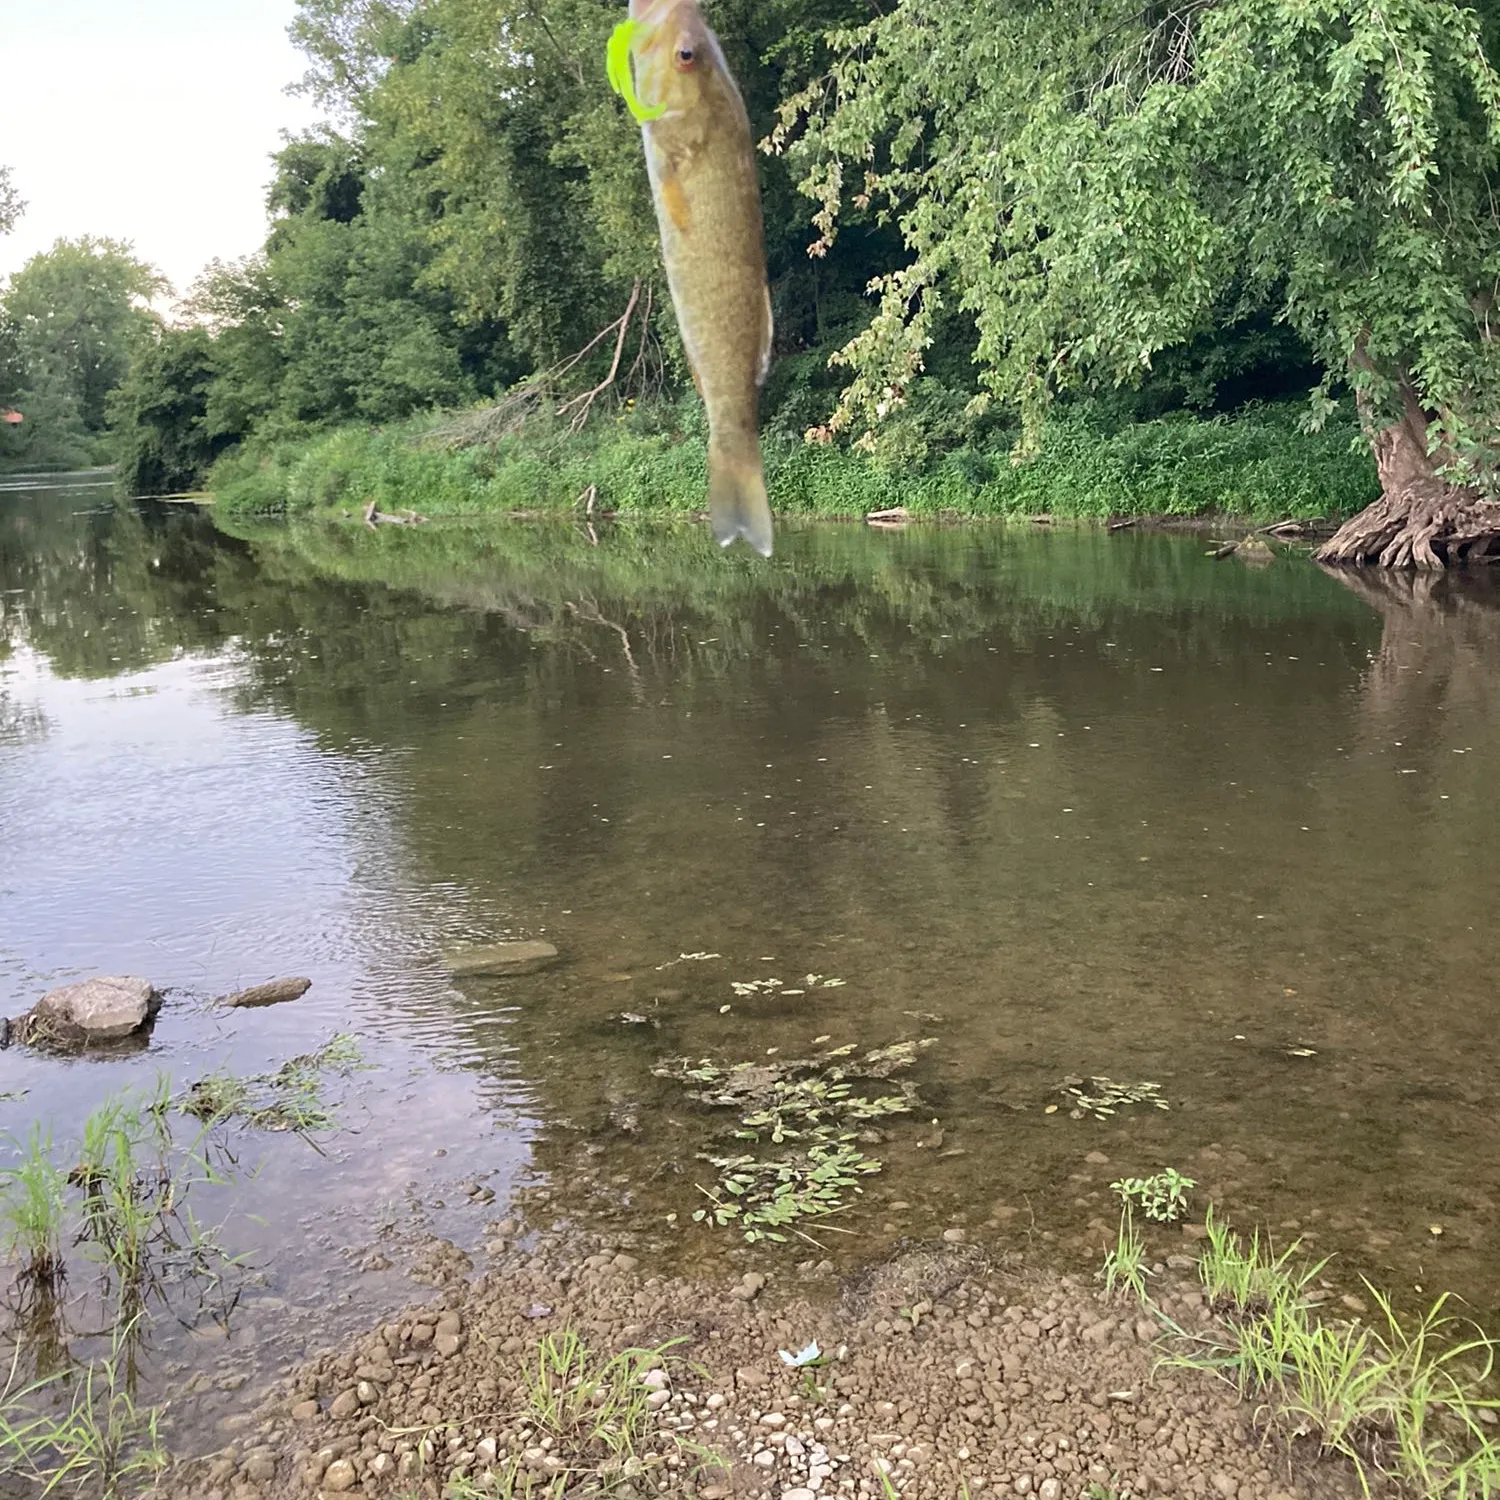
[708,437,774,558]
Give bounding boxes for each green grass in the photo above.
[0,1122,69,1287]
[1140,1208,1500,1496]
[1101,1204,1149,1301]
[179,1032,370,1136]
[205,397,1377,524]
[391,1331,714,1498]
[0,1317,167,1498]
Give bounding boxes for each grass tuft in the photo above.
[1152,1208,1500,1495]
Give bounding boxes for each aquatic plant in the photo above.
[0,1315,167,1497]
[1051,1075,1171,1121]
[694,1139,881,1244]
[180,1031,371,1135]
[661,1037,931,1243]
[0,1122,68,1287]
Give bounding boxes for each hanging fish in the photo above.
[608,0,775,557]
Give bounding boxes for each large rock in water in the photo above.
[445,940,559,978]
[28,976,161,1042]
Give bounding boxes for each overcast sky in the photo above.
[0,0,320,297]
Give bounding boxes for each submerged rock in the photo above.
[445,940,559,978]
[219,977,312,1009]
[21,975,162,1044]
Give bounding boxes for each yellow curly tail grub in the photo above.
[607,20,666,124]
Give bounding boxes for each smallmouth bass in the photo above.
[618,0,775,557]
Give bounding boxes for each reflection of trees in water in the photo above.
[1326,567,1500,736]
[0,491,254,678]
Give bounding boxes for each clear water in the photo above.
[2,481,1498,1450]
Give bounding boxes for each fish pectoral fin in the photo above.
[660,169,692,234]
[758,285,774,387]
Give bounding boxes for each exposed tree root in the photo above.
[1316,481,1500,569]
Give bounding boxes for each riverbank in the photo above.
[157,1227,1363,1500]
[203,402,1377,525]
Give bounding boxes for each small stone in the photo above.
[243,1453,276,1483]
[783,1490,817,1500]
[323,1458,357,1492]
[410,1324,434,1347]
[642,1369,670,1392]
[356,1381,377,1405]
[646,1389,671,1409]
[753,1450,778,1469]
[706,1393,727,1409]
[435,1312,462,1338]
[761,1412,788,1429]
[291,1400,319,1421]
[732,1272,767,1301]
[475,1437,498,1466]
[1013,1477,1033,1495]
[435,1334,461,1358]
[1084,1151,1110,1164]
[1038,1481,1061,1500]
[328,1389,360,1420]
[942,1227,967,1244]
[1211,1474,1239,1498]
[219,977,311,1008]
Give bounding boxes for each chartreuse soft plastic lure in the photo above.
[607,19,666,123]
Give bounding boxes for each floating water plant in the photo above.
[1051,1075,1171,1120]
[694,1139,879,1243]
[658,1037,932,1243]
[180,1032,370,1135]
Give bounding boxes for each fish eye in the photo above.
[675,43,696,67]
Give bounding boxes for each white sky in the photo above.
[0,0,321,297]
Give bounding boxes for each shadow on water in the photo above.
[3,486,1500,1450]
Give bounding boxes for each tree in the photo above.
[0,166,22,237]
[4,237,167,435]
[778,0,1500,566]
[108,326,235,494]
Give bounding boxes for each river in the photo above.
[2,477,1498,1456]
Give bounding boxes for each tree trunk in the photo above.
[1316,378,1500,569]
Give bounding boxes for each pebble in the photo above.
[942,1228,968,1244]
[327,1389,360,1420]
[753,1450,778,1469]
[783,1490,817,1500]
[322,1458,357,1492]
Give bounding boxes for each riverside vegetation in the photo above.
[0,1038,368,1496]
[13,2,1500,558]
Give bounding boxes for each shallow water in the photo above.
[2,482,1499,1449]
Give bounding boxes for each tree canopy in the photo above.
[1,237,165,470]
[105,0,1500,561]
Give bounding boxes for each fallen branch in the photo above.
[363,501,427,529]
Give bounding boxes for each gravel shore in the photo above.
[160,1226,1366,1500]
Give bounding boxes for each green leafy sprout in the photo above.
[1111,1168,1196,1224]
[607,20,666,125]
